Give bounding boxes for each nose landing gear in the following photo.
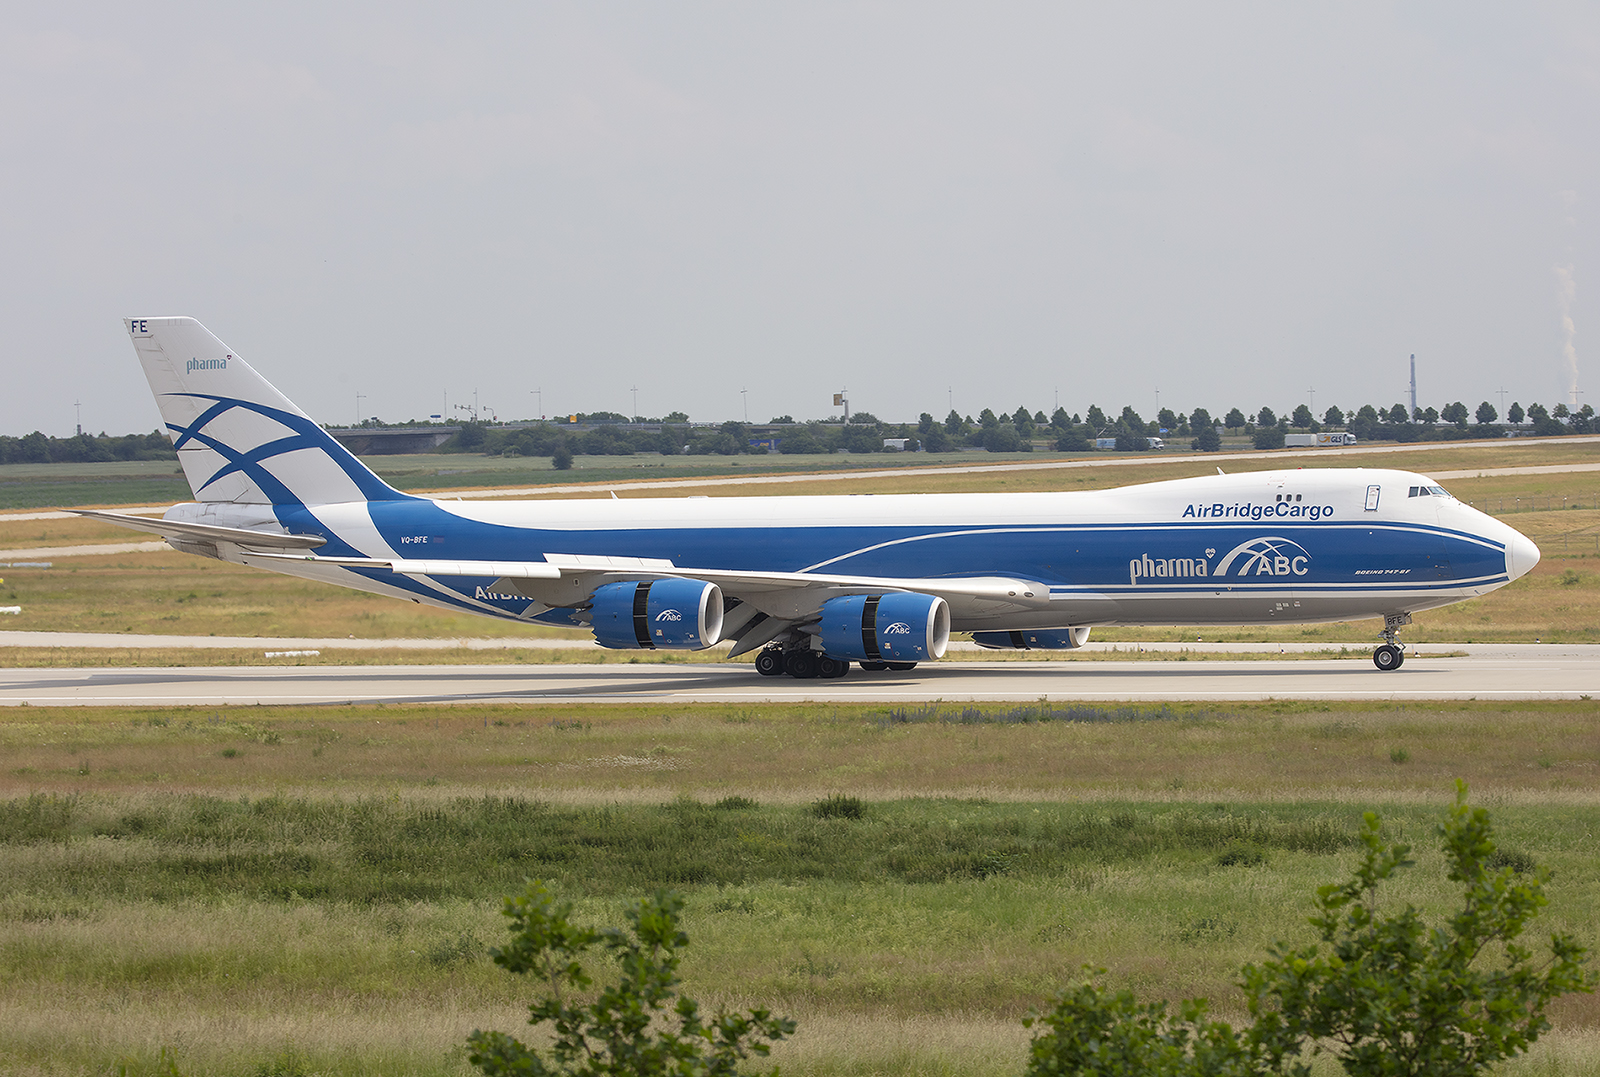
[1373,613,1412,671]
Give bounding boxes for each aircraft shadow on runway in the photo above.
[0,658,1416,707]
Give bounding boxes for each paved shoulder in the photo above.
[2,652,1595,705]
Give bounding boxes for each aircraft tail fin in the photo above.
[126,317,408,505]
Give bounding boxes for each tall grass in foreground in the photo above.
[0,792,1360,905]
[2,794,1599,1074]
[4,695,1600,1077]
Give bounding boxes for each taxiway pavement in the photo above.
[2,646,1596,705]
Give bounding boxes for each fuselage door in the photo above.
[1364,484,1381,511]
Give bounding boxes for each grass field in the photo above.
[3,700,1600,1076]
[6,436,1600,510]
[4,442,1600,1076]
[0,449,1041,511]
[0,546,1590,647]
[1,439,1598,651]
[4,499,1596,648]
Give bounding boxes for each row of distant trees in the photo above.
[1239,400,1595,450]
[3,397,1593,466]
[461,397,1597,463]
[0,430,174,465]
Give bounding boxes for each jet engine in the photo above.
[971,627,1091,650]
[817,592,950,663]
[590,579,724,650]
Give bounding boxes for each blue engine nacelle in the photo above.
[816,592,950,663]
[971,627,1091,650]
[590,578,724,650]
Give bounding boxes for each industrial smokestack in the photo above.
[1557,265,1580,407]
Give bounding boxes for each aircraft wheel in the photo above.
[1372,644,1402,671]
[754,649,785,677]
[885,661,918,671]
[786,650,819,679]
[816,655,850,678]
[858,661,889,671]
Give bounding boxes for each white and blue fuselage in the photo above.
[248,471,1531,630]
[95,317,1538,677]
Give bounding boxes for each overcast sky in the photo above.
[4,3,1598,436]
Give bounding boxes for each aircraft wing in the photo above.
[242,549,1052,655]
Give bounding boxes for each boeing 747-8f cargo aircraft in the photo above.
[85,318,1540,677]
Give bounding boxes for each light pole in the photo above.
[741,387,748,423]
[531,388,542,420]
[355,391,366,424]
[631,386,639,422]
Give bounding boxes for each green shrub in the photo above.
[1024,979,1247,1076]
[468,881,793,1077]
[1215,846,1266,868]
[1026,783,1596,1077]
[811,794,864,820]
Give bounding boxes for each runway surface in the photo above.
[3,646,1596,705]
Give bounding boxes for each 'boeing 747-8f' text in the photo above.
[88,318,1539,677]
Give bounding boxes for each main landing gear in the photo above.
[1372,612,1412,671]
[754,646,918,679]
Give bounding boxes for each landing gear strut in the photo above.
[815,655,850,679]
[755,643,915,679]
[755,645,856,679]
[1373,613,1412,671]
[754,648,786,677]
[784,650,819,679]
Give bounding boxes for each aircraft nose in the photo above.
[1506,530,1541,581]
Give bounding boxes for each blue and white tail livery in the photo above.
[125,317,404,506]
[89,317,1541,676]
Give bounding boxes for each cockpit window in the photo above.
[1408,485,1454,499]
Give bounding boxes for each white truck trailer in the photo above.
[1283,432,1357,447]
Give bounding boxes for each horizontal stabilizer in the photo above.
[77,509,326,550]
